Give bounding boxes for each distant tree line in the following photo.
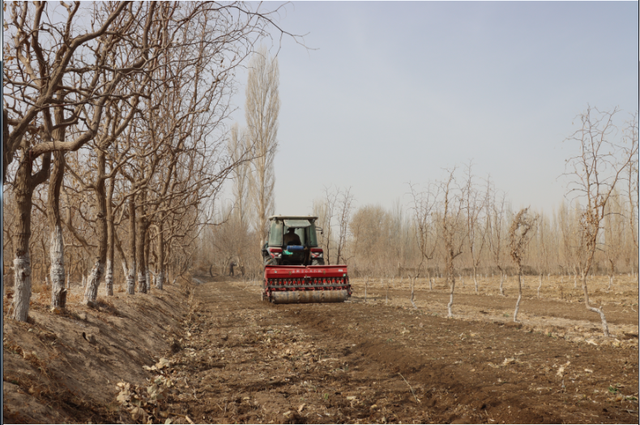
[204,107,637,334]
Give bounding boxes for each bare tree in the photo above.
[487,190,508,296]
[463,162,490,294]
[4,2,137,320]
[2,2,131,183]
[8,149,51,321]
[408,182,438,278]
[604,189,624,290]
[624,113,639,274]
[509,207,537,322]
[335,187,355,265]
[315,186,338,264]
[437,168,467,318]
[558,199,584,287]
[246,46,280,247]
[228,123,251,229]
[564,106,638,337]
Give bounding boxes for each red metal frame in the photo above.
[263,264,351,300]
[264,265,347,279]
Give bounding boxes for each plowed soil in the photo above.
[3,274,638,424]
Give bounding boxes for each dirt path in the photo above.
[165,279,638,424]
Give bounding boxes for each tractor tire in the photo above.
[311,258,325,266]
[264,257,277,267]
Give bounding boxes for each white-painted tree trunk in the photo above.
[105,259,114,296]
[537,274,543,298]
[588,305,610,336]
[84,260,104,304]
[126,263,136,294]
[145,270,151,293]
[582,273,610,337]
[499,273,505,296]
[385,279,389,305]
[364,278,368,303]
[514,293,522,322]
[473,268,479,294]
[138,271,146,294]
[514,274,523,322]
[13,254,32,322]
[410,277,417,309]
[156,270,164,290]
[447,278,455,318]
[50,224,66,309]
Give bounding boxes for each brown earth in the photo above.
[2,273,638,424]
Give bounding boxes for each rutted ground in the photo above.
[169,278,638,424]
[3,274,638,424]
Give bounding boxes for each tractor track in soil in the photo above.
[168,279,638,424]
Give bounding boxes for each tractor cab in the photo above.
[262,216,325,266]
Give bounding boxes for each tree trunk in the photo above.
[48,151,67,309]
[13,253,32,321]
[473,265,479,294]
[364,277,368,302]
[386,279,389,304]
[127,195,136,294]
[156,222,165,290]
[537,273,543,298]
[514,272,523,322]
[499,272,505,296]
[105,178,115,296]
[607,259,614,291]
[582,272,610,337]
[144,228,151,292]
[49,223,66,309]
[136,207,148,294]
[447,276,456,318]
[445,245,456,317]
[12,151,51,321]
[84,150,108,305]
[410,277,417,309]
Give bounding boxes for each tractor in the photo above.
[261,215,351,304]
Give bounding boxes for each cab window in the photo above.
[268,221,283,246]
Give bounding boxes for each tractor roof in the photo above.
[268,215,317,222]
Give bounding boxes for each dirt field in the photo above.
[2,273,638,424]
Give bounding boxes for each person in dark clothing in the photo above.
[283,228,301,246]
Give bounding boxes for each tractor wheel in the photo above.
[311,258,325,266]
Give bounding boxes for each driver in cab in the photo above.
[283,227,301,246]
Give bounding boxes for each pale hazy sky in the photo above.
[227,1,638,217]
